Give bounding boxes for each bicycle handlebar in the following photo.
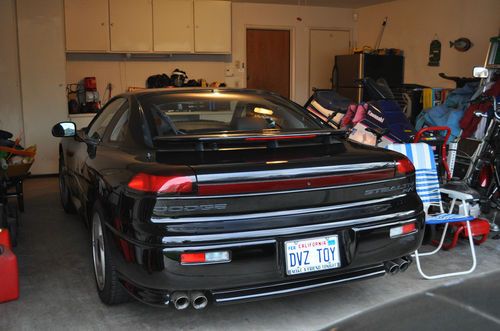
[472,96,500,121]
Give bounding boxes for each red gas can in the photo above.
[0,244,19,303]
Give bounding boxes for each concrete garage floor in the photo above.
[2,177,500,330]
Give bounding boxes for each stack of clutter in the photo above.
[146,69,226,89]
[0,130,36,178]
[416,77,500,141]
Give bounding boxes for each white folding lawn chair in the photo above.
[386,143,477,279]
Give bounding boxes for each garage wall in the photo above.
[0,0,24,142]
[231,2,356,104]
[66,54,228,105]
[17,0,67,174]
[357,0,500,88]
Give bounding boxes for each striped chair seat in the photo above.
[426,213,474,225]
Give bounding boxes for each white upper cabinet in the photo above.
[64,0,231,54]
[153,0,194,52]
[194,0,231,53]
[64,0,110,51]
[109,0,153,52]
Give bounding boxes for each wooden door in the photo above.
[154,0,194,52]
[309,29,350,95]
[246,29,290,98]
[109,0,152,52]
[64,0,109,51]
[194,0,231,53]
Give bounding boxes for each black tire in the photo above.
[91,202,129,305]
[59,156,76,214]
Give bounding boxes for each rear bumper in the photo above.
[119,264,387,307]
[107,195,425,306]
[211,264,386,304]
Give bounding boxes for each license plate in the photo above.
[285,235,341,275]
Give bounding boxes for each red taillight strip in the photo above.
[180,252,206,264]
[197,168,394,195]
[128,173,193,193]
[396,158,415,176]
[245,134,317,141]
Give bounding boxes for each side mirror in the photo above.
[473,66,489,78]
[52,121,77,137]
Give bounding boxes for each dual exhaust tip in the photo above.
[384,256,412,275]
[172,257,412,308]
[171,291,208,310]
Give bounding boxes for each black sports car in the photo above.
[52,88,424,309]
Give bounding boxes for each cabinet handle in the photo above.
[101,22,105,26]
[110,22,114,27]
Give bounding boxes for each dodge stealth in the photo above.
[52,88,424,309]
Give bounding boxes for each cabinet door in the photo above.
[64,0,109,51]
[153,0,193,52]
[109,0,153,52]
[194,0,231,53]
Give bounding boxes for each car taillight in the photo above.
[395,157,415,176]
[128,173,193,193]
[180,251,231,264]
[197,168,395,195]
[390,222,416,238]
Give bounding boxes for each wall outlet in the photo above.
[225,64,234,77]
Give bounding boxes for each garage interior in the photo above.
[1,0,500,329]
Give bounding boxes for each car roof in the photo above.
[122,87,284,100]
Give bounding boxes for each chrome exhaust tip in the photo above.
[395,258,410,272]
[190,291,208,310]
[384,260,400,275]
[171,292,190,310]
[402,255,413,264]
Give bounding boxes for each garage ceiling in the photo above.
[231,0,396,8]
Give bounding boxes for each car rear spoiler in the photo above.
[153,129,347,151]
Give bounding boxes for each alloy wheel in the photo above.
[92,213,106,291]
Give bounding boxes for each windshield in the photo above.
[140,91,323,137]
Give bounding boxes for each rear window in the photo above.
[140,91,322,136]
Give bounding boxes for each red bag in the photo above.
[459,102,489,138]
[460,80,500,138]
[0,244,19,303]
